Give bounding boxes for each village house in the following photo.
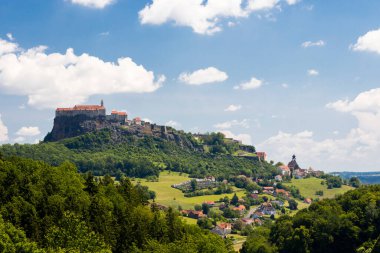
[232,205,246,215]
[181,210,206,219]
[241,218,254,226]
[275,175,283,182]
[258,203,276,216]
[212,223,232,237]
[252,211,264,219]
[262,186,274,194]
[255,152,267,161]
[274,189,290,198]
[278,165,291,176]
[203,201,215,207]
[304,198,312,204]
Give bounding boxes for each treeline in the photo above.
[241,185,380,253]
[0,130,278,180]
[0,156,233,252]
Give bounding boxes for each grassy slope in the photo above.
[284,177,353,200]
[136,171,245,209]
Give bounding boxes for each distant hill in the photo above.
[332,171,380,184]
[0,113,277,180]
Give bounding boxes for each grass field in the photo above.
[284,177,353,200]
[227,234,247,252]
[181,216,198,225]
[136,171,245,209]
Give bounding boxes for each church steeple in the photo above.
[101,99,104,107]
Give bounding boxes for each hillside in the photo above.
[0,128,277,180]
[284,177,354,200]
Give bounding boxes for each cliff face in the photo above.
[44,115,199,151]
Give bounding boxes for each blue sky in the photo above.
[1,0,380,171]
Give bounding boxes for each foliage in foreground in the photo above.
[242,185,380,253]
[0,156,232,253]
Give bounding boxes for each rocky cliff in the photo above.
[44,115,200,151]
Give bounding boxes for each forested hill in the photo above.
[0,129,278,180]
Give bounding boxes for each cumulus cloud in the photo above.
[179,67,228,85]
[259,87,380,171]
[220,130,252,145]
[302,40,325,48]
[286,0,301,5]
[225,104,242,112]
[139,0,297,35]
[351,28,380,55]
[16,126,41,137]
[307,69,319,76]
[214,119,249,129]
[165,120,181,128]
[0,114,8,142]
[234,77,263,90]
[247,0,279,11]
[0,37,165,109]
[70,0,114,9]
[0,38,19,55]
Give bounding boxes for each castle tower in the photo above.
[101,99,104,107]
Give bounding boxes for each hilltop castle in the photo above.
[55,100,142,125]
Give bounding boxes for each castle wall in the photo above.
[56,109,106,118]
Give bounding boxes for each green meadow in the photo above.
[284,177,353,200]
[136,171,245,209]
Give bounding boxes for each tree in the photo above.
[288,199,298,210]
[190,179,198,192]
[202,203,210,215]
[231,193,239,205]
[349,177,361,188]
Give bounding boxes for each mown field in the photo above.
[284,177,353,200]
[136,171,245,209]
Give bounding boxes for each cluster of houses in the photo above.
[277,155,323,179]
[172,176,217,192]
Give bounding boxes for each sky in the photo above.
[1,0,380,172]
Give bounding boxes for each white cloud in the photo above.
[234,77,263,90]
[165,120,181,128]
[259,87,380,171]
[14,136,26,143]
[281,83,288,88]
[19,104,26,110]
[286,0,301,5]
[16,126,41,137]
[307,69,319,76]
[0,38,165,109]
[0,38,19,55]
[302,40,325,48]
[139,0,297,35]
[220,130,252,145]
[225,104,242,112]
[6,33,15,41]
[179,67,228,85]
[214,119,249,129]
[70,0,114,9]
[351,28,380,55]
[248,0,279,11]
[0,114,8,142]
